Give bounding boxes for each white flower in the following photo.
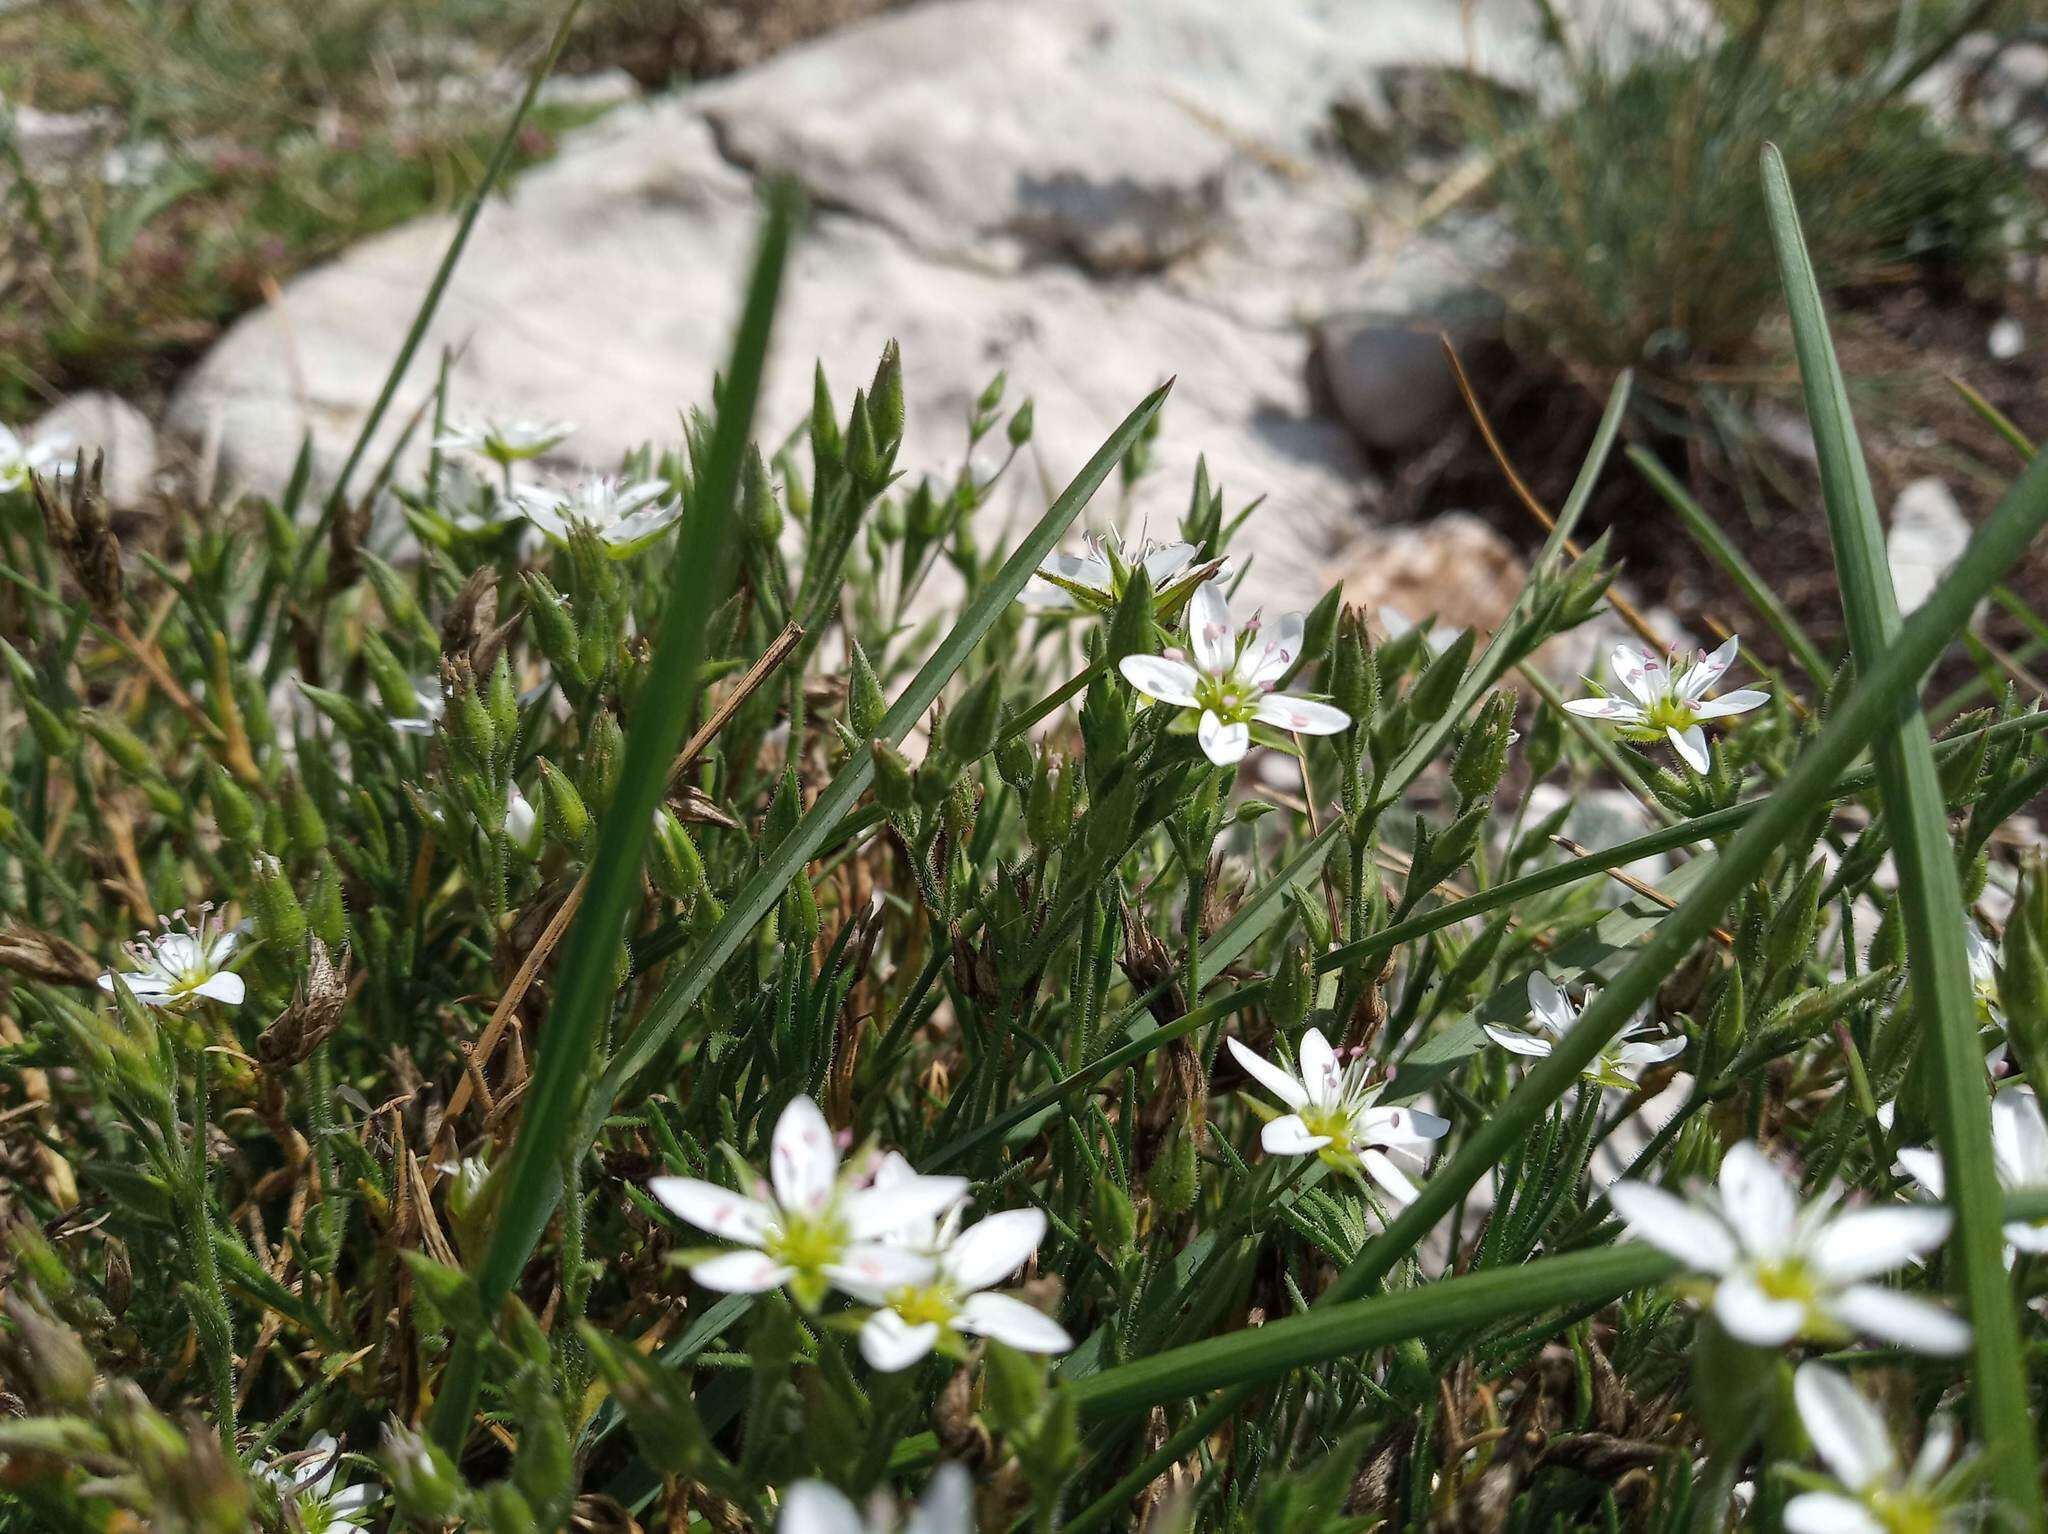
[1564,639,1769,772]
[1224,1026,1449,1204]
[1023,530,1223,615]
[1896,1083,2048,1259]
[432,416,574,465]
[1786,1364,1974,1534]
[262,1432,381,1533]
[0,424,70,493]
[389,686,444,736]
[1483,973,1684,1090]
[778,1463,971,1534]
[1118,582,1348,766]
[515,475,682,553]
[838,1155,1071,1372]
[1608,1142,1966,1353]
[505,783,543,859]
[98,905,245,1010]
[649,1097,966,1311]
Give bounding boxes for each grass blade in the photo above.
[1761,141,2044,1529]
[425,182,800,1455]
[593,380,1175,1107]
[1628,442,1833,687]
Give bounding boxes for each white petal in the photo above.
[1020,578,1076,611]
[1140,542,1198,584]
[1244,612,1306,686]
[956,1291,1073,1353]
[1794,1363,1897,1491]
[1563,696,1646,722]
[859,1309,943,1373]
[941,1209,1046,1292]
[1893,1147,1946,1200]
[1992,1084,2048,1186]
[690,1251,796,1293]
[1784,1491,1885,1534]
[608,501,684,545]
[1713,1266,1807,1346]
[1667,724,1710,773]
[1118,654,1202,707]
[1826,1285,1970,1355]
[1260,1114,1332,1156]
[1361,1149,1420,1205]
[2003,1220,2048,1254]
[1484,1024,1555,1057]
[1197,711,1250,766]
[1606,1182,1738,1271]
[825,1243,936,1295]
[906,1463,975,1534]
[1226,1036,1311,1110]
[1189,581,1235,673]
[1809,1206,1951,1283]
[1252,693,1349,735]
[1363,1104,1449,1146]
[328,1484,380,1512]
[843,1174,971,1241]
[778,1480,868,1534]
[1613,1037,1687,1067]
[1692,688,1770,719]
[1717,1142,1799,1257]
[193,971,246,1006]
[1911,1415,1958,1487]
[1678,637,1739,701]
[770,1097,840,1215]
[1526,972,1575,1035]
[1609,645,1659,706]
[1043,549,1111,589]
[1297,1028,1343,1108]
[648,1177,772,1244]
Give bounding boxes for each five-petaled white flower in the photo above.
[98,905,245,1010]
[650,1097,966,1311]
[1119,582,1349,766]
[262,1432,381,1533]
[1225,1026,1449,1204]
[1896,1083,2048,1260]
[0,424,70,493]
[1608,1142,1966,1353]
[840,1153,1072,1372]
[432,416,574,466]
[1564,639,1769,772]
[778,1463,971,1534]
[1024,530,1224,617]
[1785,1364,1975,1534]
[1483,973,1685,1090]
[515,475,682,553]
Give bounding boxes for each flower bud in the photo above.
[1092,1175,1136,1259]
[307,855,348,951]
[505,783,543,861]
[1006,398,1035,448]
[81,710,155,778]
[383,1421,463,1523]
[1450,691,1515,806]
[943,672,1004,766]
[487,655,519,762]
[208,762,260,847]
[1181,453,1220,551]
[1269,943,1313,1031]
[742,444,782,547]
[648,809,702,903]
[1405,627,1473,726]
[359,629,419,718]
[994,728,1032,792]
[1105,566,1154,667]
[810,363,842,474]
[847,640,886,742]
[869,339,905,456]
[580,711,624,814]
[537,758,590,855]
[1329,608,1377,727]
[872,740,917,819]
[1148,1108,1199,1217]
[521,571,582,685]
[250,853,307,951]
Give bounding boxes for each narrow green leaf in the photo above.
[426,182,799,1455]
[1762,140,2044,1529]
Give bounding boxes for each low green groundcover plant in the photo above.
[4,148,2048,1534]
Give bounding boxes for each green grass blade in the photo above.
[592,380,1174,1107]
[1761,141,2044,1529]
[425,182,799,1455]
[1627,443,1832,687]
[1323,433,2048,1310]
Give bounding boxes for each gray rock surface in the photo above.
[30,392,160,509]
[168,0,1689,611]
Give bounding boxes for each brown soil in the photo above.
[1389,276,2048,702]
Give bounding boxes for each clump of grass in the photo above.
[1480,18,2031,376]
[3,113,2048,1534]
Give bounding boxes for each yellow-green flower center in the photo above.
[1867,1487,1943,1534]
[765,1210,849,1275]
[1641,696,1697,734]
[889,1282,961,1329]
[1193,673,1255,724]
[1753,1256,1818,1308]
